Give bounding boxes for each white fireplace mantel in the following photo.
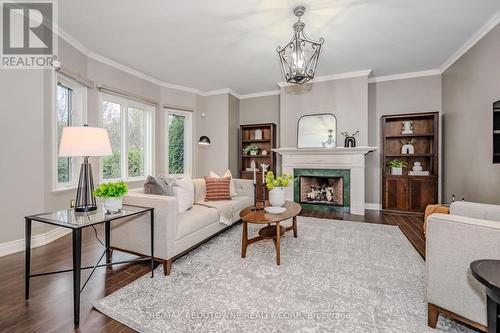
[273,147,377,156]
[273,146,377,215]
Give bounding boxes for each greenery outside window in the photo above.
[100,94,154,182]
[166,109,192,176]
[54,75,87,190]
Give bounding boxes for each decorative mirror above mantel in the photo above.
[297,113,337,148]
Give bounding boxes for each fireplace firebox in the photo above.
[299,176,344,206]
[293,168,350,212]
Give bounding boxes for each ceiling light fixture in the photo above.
[277,6,325,85]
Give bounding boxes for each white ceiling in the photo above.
[58,0,500,94]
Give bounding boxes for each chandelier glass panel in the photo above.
[277,6,325,84]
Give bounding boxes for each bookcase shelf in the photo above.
[381,112,439,214]
[239,123,276,200]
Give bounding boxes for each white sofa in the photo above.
[426,201,500,331]
[110,178,254,275]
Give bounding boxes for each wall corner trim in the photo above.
[0,227,71,257]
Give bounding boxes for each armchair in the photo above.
[426,201,500,331]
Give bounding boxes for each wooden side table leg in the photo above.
[241,222,248,258]
[276,222,281,265]
[293,216,298,238]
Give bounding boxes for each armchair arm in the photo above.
[449,201,500,223]
[426,213,500,326]
[233,178,254,198]
[110,192,178,261]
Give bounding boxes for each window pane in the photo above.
[128,107,145,177]
[102,101,121,179]
[56,84,72,183]
[168,114,185,174]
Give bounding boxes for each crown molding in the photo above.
[440,9,500,73]
[276,69,372,88]
[57,28,203,95]
[198,88,242,99]
[239,90,280,99]
[367,69,442,83]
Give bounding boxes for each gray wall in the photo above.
[279,76,369,148]
[228,94,240,176]
[0,71,48,244]
[366,75,442,205]
[196,94,229,177]
[442,24,500,204]
[239,94,280,128]
[0,37,200,246]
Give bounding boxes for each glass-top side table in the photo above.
[25,204,155,328]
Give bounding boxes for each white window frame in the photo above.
[52,74,87,191]
[165,108,192,177]
[99,93,155,183]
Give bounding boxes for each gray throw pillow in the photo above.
[144,176,174,196]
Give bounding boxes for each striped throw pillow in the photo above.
[204,176,231,201]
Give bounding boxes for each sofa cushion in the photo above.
[143,175,173,196]
[204,176,231,201]
[193,179,206,202]
[210,170,238,197]
[230,195,253,212]
[170,177,194,213]
[176,205,219,240]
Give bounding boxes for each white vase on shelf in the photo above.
[269,187,285,207]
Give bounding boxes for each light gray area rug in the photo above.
[94,217,475,333]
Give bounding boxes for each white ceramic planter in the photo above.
[269,187,285,207]
[250,151,258,156]
[104,197,123,213]
[391,167,403,176]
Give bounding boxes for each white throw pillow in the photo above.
[168,177,194,213]
[210,170,238,197]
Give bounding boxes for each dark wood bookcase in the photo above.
[381,112,439,214]
[238,123,276,200]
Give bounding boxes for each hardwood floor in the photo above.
[0,210,425,332]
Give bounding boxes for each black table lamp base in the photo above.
[75,156,97,212]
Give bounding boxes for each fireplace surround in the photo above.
[273,147,377,215]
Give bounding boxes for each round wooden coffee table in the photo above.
[239,201,301,265]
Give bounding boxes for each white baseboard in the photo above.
[0,227,71,257]
[365,203,382,211]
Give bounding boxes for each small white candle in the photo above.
[253,167,256,184]
[262,165,265,184]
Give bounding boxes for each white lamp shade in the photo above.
[59,126,113,157]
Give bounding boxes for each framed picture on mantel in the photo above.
[381,112,439,214]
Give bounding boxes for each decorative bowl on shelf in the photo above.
[264,206,286,215]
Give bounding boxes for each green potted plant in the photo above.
[94,181,128,213]
[243,145,259,156]
[386,159,408,175]
[265,171,293,207]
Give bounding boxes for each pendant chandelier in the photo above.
[276,6,325,84]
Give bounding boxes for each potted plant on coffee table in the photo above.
[94,181,128,213]
[386,159,408,176]
[265,171,293,207]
